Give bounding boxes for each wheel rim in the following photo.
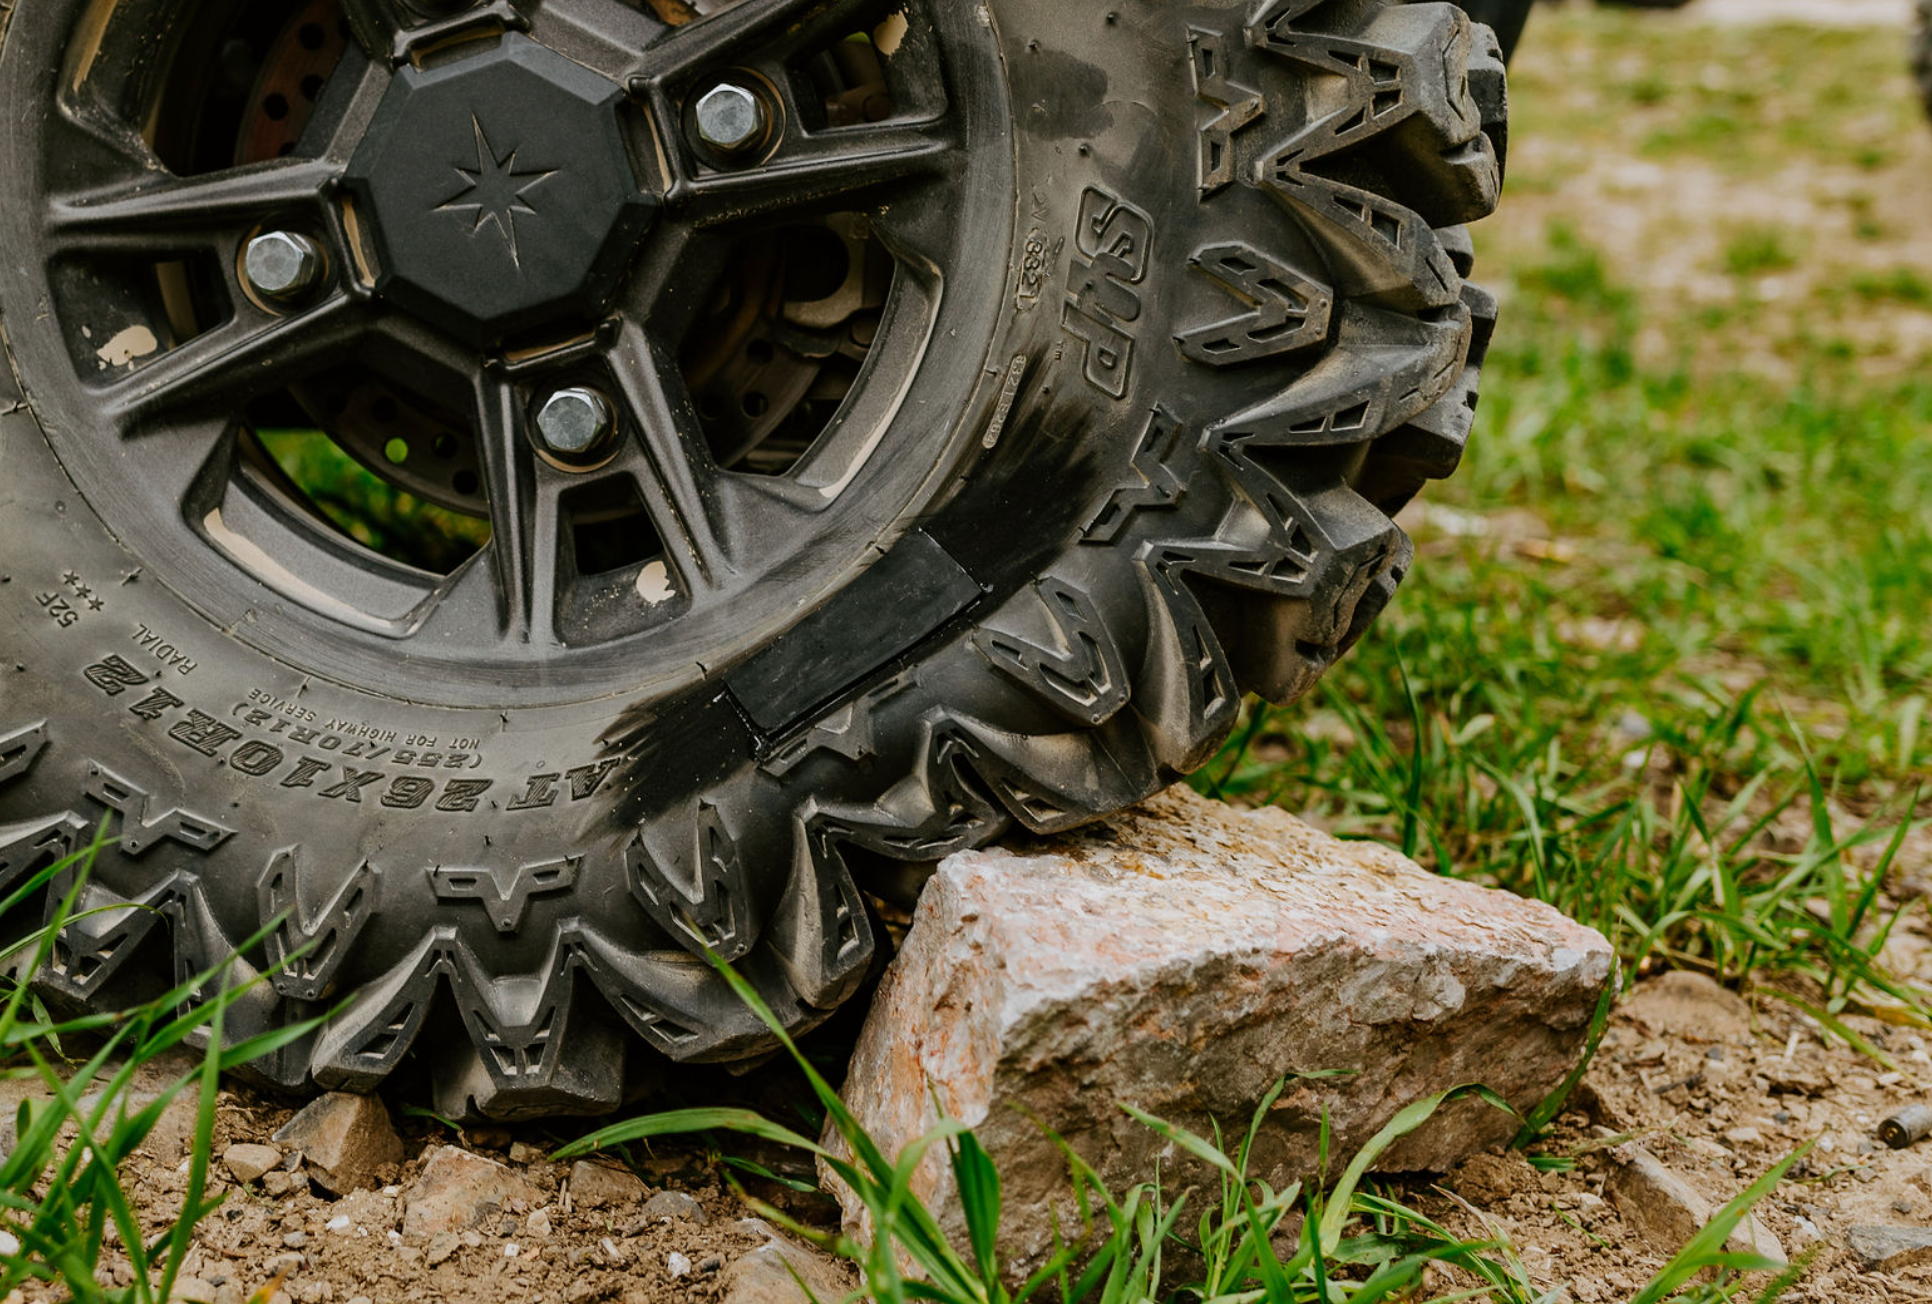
[1,0,1011,709]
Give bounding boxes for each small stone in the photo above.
[282,1233,308,1249]
[1850,1225,1932,1272]
[403,1146,540,1237]
[1765,1062,1831,1098]
[463,1126,512,1151]
[1608,1147,1785,1265]
[0,1230,17,1256]
[1450,1151,1538,1204]
[268,1252,305,1279]
[668,1251,693,1279]
[568,1160,648,1209]
[222,1144,282,1185]
[527,1208,552,1237]
[504,1242,520,1259]
[825,786,1617,1279]
[641,1189,707,1224]
[425,1233,459,1266]
[325,1215,351,1234]
[1723,1126,1763,1147]
[271,1093,404,1195]
[347,1297,372,1304]
[168,1277,219,1304]
[1621,971,1751,1043]
[261,1170,294,1197]
[510,1142,544,1165]
[722,1235,852,1304]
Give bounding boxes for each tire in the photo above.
[1916,0,1932,122]
[1456,0,1532,62]
[0,0,1507,1118]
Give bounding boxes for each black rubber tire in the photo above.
[1916,0,1932,122]
[1457,0,1532,62]
[0,0,1507,1118]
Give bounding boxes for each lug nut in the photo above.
[243,231,324,302]
[694,83,768,153]
[535,388,617,460]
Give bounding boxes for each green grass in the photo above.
[0,832,321,1304]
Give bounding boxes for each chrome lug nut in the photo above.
[536,387,616,459]
[694,83,767,153]
[243,230,324,302]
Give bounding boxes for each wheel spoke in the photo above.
[675,117,953,230]
[340,0,417,61]
[860,168,956,277]
[46,159,341,258]
[605,321,735,593]
[93,295,367,434]
[647,0,883,80]
[466,375,562,646]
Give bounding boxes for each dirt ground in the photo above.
[27,929,1932,1303]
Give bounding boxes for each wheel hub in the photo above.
[342,35,655,347]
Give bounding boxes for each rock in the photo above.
[167,1278,219,1303]
[824,787,1616,1277]
[1764,1061,1832,1098]
[721,1226,852,1304]
[425,1233,459,1266]
[1608,1147,1786,1265]
[1451,1151,1540,1205]
[640,1189,707,1224]
[1849,1225,1932,1272]
[222,1143,282,1185]
[271,1094,403,1194]
[667,1251,693,1278]
[1621,971,1751,1043]
[402,1146,539,1237]
[568,1160,647,1209]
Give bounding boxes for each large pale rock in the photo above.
[824,786,1615,1276]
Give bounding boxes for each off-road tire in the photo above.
[1915,0,1932,122]
[0,0,1507,1117]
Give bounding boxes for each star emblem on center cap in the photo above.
[436,116,557,268]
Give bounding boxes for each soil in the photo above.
[21,931,1932,1303]
[1424,972,1932,1302]
[1,1069,861,1304]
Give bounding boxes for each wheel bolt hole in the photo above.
[264,93,291,121]
[433,433,459,459]
[453,469,480,496]
[743,392,769,419]
[384,437,410,465]
[746,339,775,366]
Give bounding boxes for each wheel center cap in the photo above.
[344,35,656,347]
